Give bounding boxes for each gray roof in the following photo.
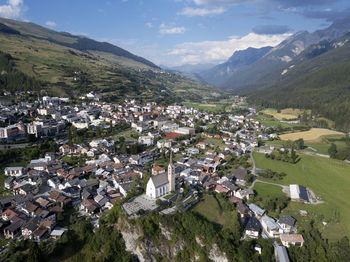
[233,166,247,180]
[248,203,265,216]
[222,181,238,191]
[278,216,296,227]
[275,246,290,262]
[262,215,279,230]
[244,216,261,232]
[150,173,169,187]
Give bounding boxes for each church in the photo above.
[146,153,175,199]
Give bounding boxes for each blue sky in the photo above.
[0,0,350,66]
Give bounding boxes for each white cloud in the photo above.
[145,22,153,28]
[166,32,290,65]
[0,0,24,19]
[178,6,226,16]
[159,24,186,35]
[45,21,57,28]
[192,0,242,5]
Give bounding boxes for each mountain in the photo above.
[248,33,350,130]
[199,46,272,86]
[162,63,214,84]
[0,18,219,102]
[220,17,350,91]
[0,17,157,68]
[166,63,215,74]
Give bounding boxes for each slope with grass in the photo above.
[0,17,218,102]
[253,152,350,239]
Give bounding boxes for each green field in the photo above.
[253,182,285,199]
[253,152,350,239]
[305,135,348,155]
[193,194,237,228]
[256,114,307,130]
[183,101,231,113]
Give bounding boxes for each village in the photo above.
[0,93,312,261]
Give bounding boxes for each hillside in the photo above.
[0,18,218,102]
[247,33,350,130]
[200,46,272,86]
[219,18,350,91]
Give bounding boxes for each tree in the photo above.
[328,143,337,158]
[27,241,43,262]
[295,138,305,150]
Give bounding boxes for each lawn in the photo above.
[193,194,237,228]
[253,182,285,199]
[183,101,230,113]
[203,137,226,150]
[253,152,350,239]
[280,128,344,142]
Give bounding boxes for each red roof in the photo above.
[163,132,183,140]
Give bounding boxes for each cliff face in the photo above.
[117,216,228,262]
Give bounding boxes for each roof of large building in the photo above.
[290,184,309,202]
[150,173,169,188]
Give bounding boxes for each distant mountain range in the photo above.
[192,18,350,91]
[0,17,218,102]
[174,18,350,129]
[198,46,273,86]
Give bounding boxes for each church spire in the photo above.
[169,149,173,165]
[168,148,175,192]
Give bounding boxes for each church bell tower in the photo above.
[168,150,175,192]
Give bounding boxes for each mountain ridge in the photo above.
[0,17,158,69]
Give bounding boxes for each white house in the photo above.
[261,215,281,238]
[4,167,24,177]
[280,234,304,247]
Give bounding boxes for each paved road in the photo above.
[250,151,256,175]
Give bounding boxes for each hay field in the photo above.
[280,128,344,142]
[261,108,303,120]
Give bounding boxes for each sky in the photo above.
[0,0,350,66]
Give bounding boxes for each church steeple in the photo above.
[168,149,175,192]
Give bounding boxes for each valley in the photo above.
[0,4,350,261]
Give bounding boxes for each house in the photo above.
[129,152,155,165]
[22,217,40,239]
[4,167,24,177]
[15,184,38,195]
[4,220,24,239]
[214,184,232,196]
[4,177,15,190]
[232,166,248,186]
[280,234,304,247]
[1,209,18,221]
[187,148,199,155]
[261,215,281,238]
[275,245,290,262]
[278,216,296,234]
[22,202,39,217]
[248,203,265,218]
[138,135,154,146]
[244,216,261,238]
[235,188,254,200]
[152,165,165,175]
[50,228,68,240]
[81,199,100,215]
[236,202,250,218]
